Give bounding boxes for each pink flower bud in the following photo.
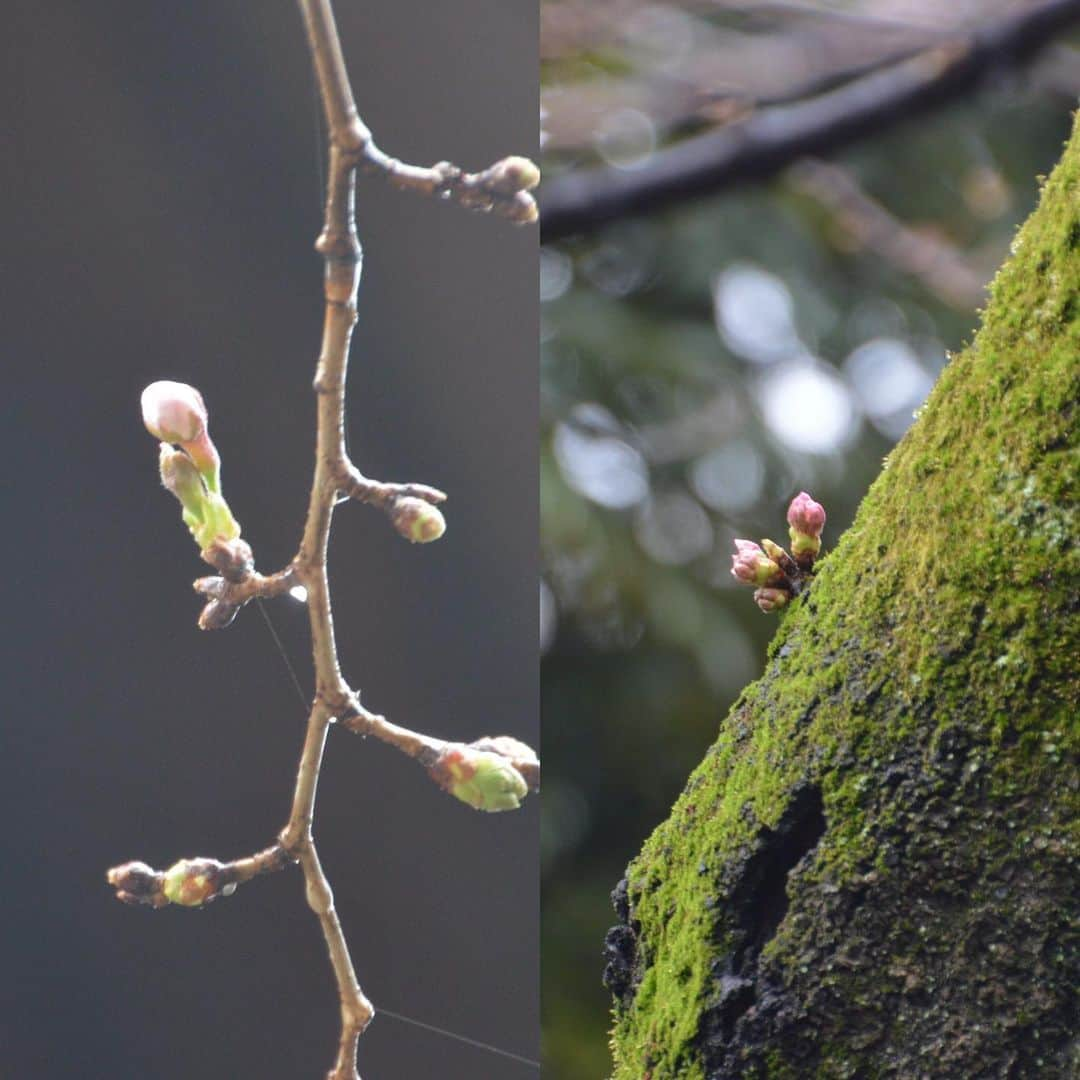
[787,492,826,568]
[731,539,783,587]
[142,381,222,492]
[753,587,790,613]
[427,745,529,812]
[141,381,208,444]
[786,491,826,539]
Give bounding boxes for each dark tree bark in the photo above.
[604,113,1080,1079]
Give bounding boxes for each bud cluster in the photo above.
[730,491,826,613]
[448,155,540,225]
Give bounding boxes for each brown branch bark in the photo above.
[539,0,1080,240]
[107,2,539,1077]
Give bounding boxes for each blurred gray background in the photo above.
[3,2,537,1077]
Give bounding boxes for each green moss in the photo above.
[610,115,1080,1077]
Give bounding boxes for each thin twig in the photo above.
[107,1,538,1076]
[539,0,1080,239]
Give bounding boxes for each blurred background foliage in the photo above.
[538,2,1080,1074]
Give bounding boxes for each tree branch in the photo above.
[540,0,1080,240]
[107,2,538,1077]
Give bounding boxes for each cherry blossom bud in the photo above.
[487,156,541,196]
[786,491,826,538]
[753,587,790,613]
[162,858,227,907]
[730,539,784,587]
[157,445,241,551]
[428,746,529,812]
[141,380,221,492]
[787,491,826,568]
[141,381,207,444]
[107,861,167,907]
[470,735,540,792]
[391,496,446,543]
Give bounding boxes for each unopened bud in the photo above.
[428,746,529,812]
[158,444,242,549]
[199,599,239,631]
[193,576,227,600]
[159,445,207,522]
[495,191,539,225]
[753,587,790,613]
[107,861,166,907]
[141,380,222,492]
[731,539,784,587]
[162,858,226,907]
[487,156,541,196]
[470,735,540,792]
[392,497,446,543]
[142,381,207,444]
[786,491,826,538]
[787,491,825,568]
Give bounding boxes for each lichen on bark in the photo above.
[606,113,1080,1079]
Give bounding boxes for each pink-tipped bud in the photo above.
[731,539,784,587]
[753,587,790,613]
[141,381,208,444]
[142,380,222,492]
[787,491,826,538]
[787,492,826,568]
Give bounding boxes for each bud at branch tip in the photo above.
[427,745,531,812]
[391,496,446,544]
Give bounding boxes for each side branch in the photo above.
[338,694,541,806]
[539,0,1080,240]
[113,6,537,1079]
[107,844,291,908]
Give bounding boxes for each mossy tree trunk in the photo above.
[605,115,1080,1080]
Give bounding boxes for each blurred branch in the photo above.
[542,3,940,152]
[541,0,944,61]
[709,1,946,34]
[788,158,992,310]
[540,0,1080,240]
